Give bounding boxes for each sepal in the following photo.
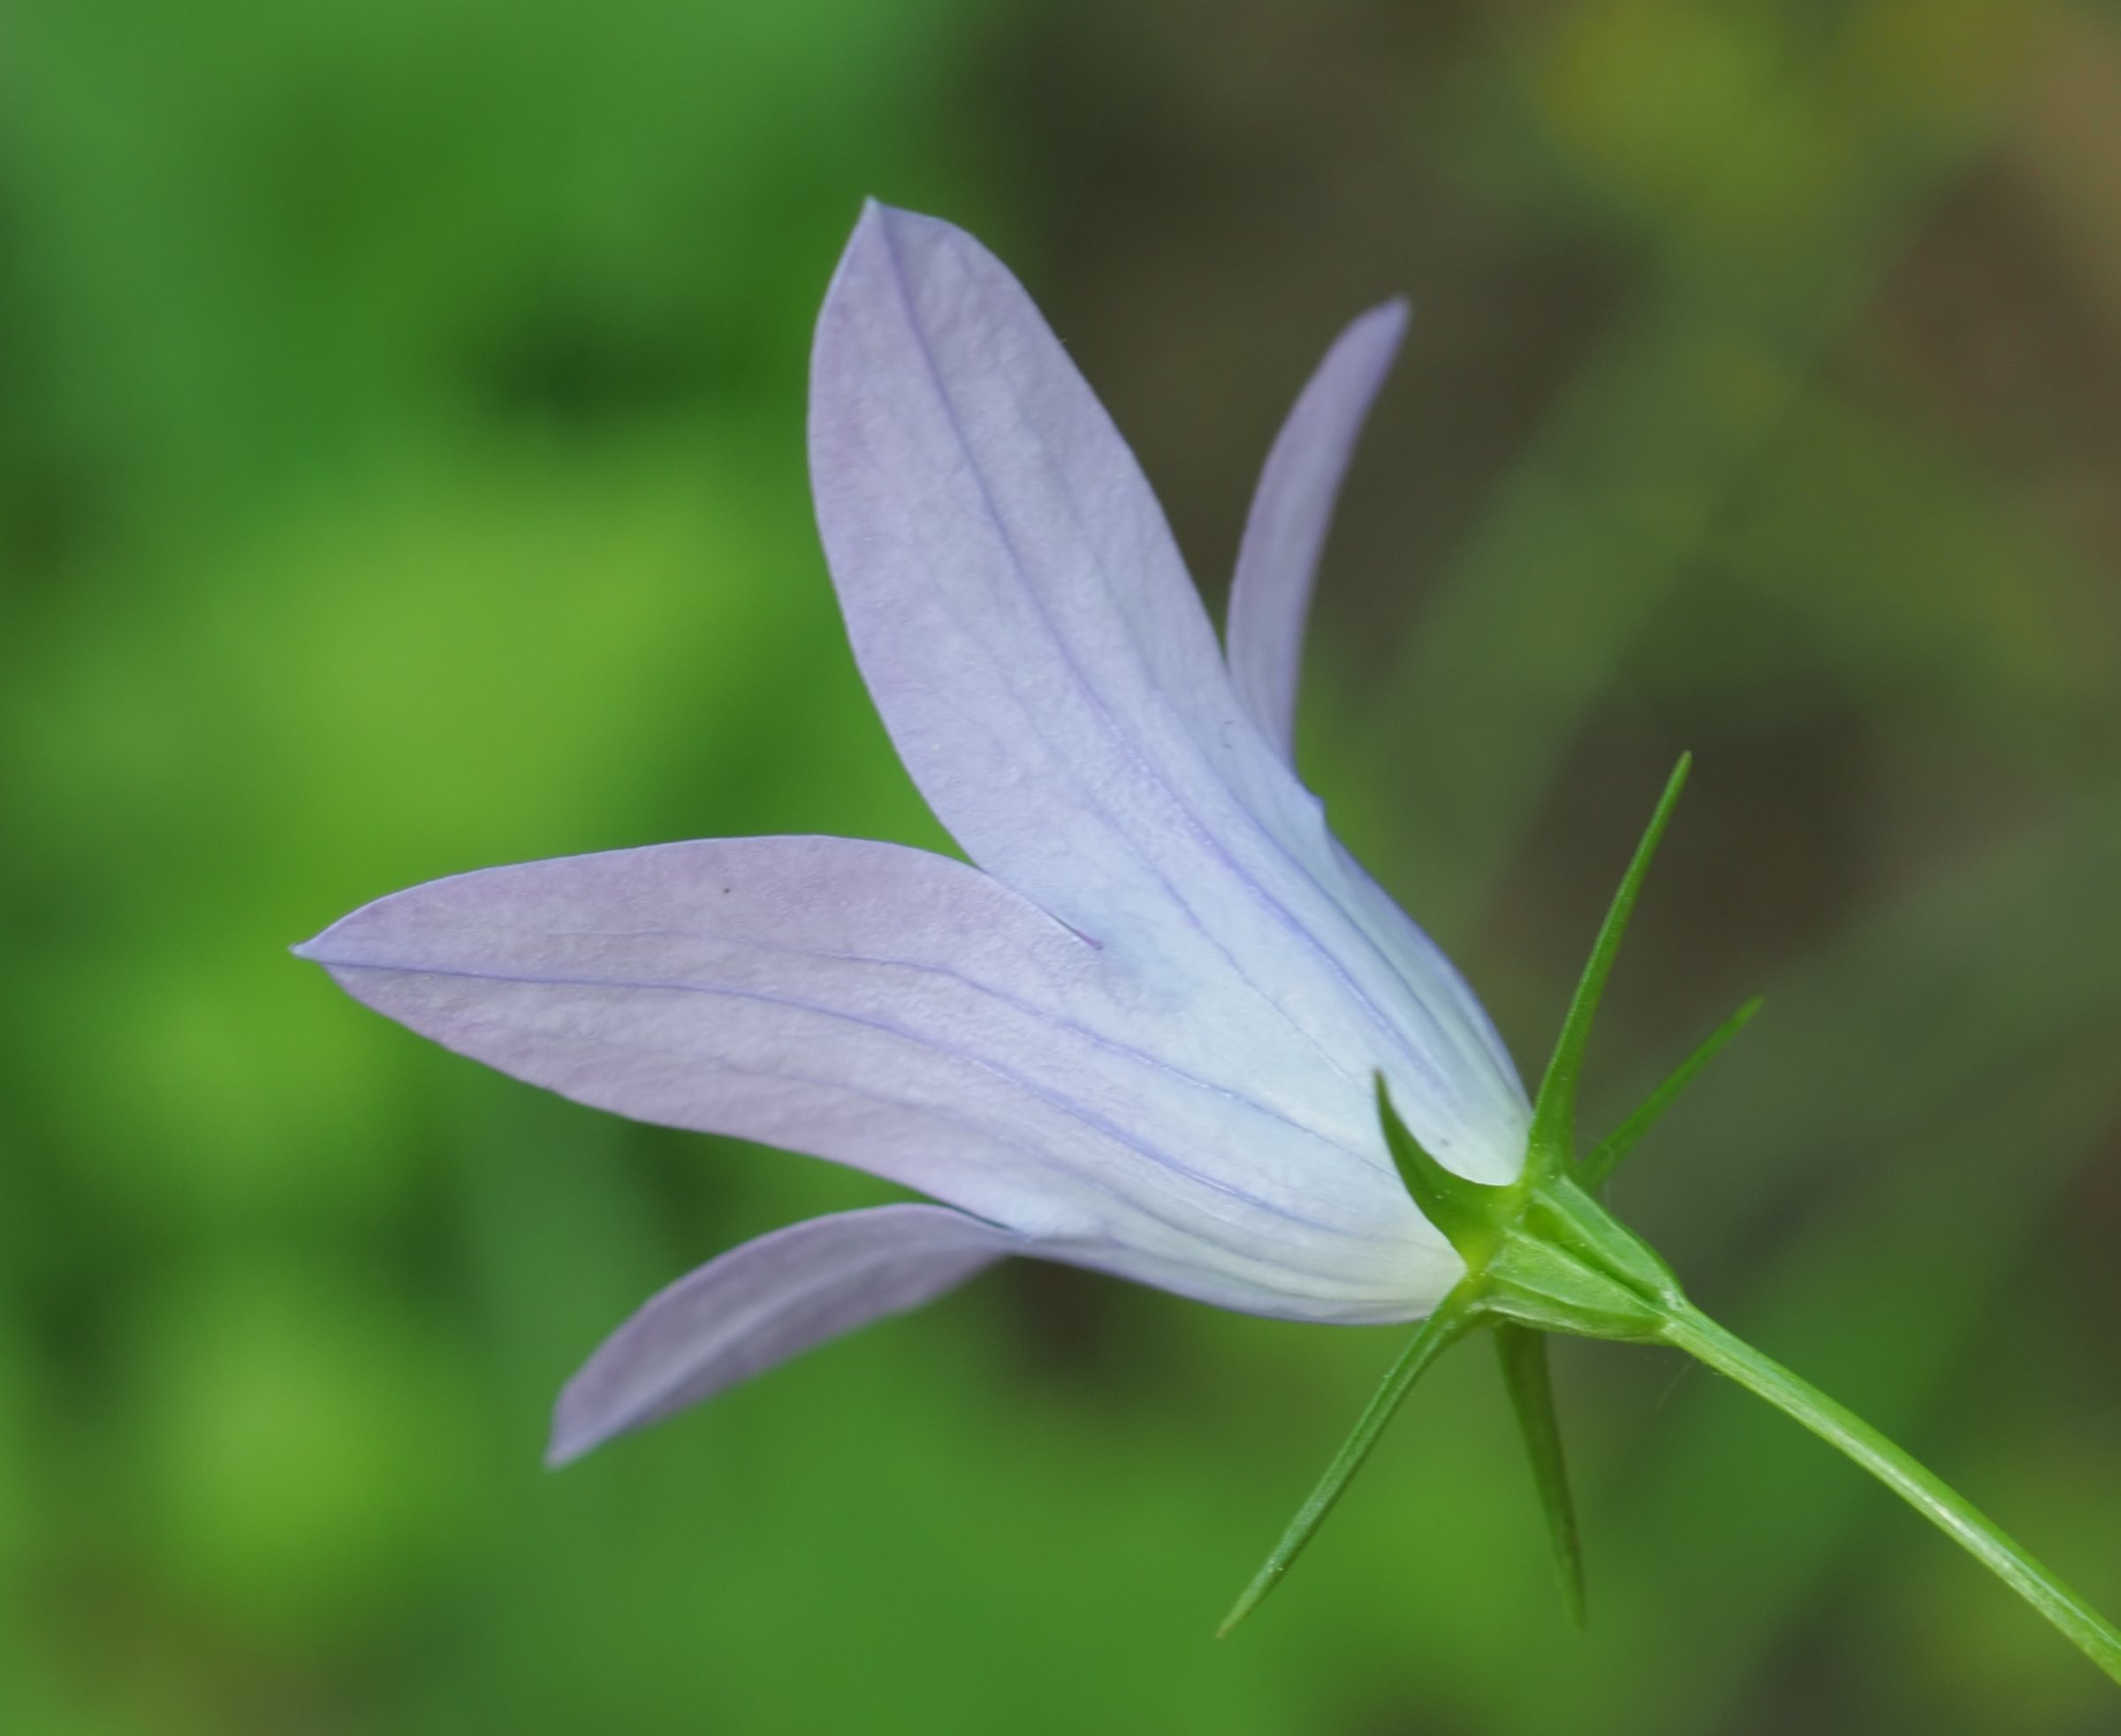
[1526,754,1691,1176]
[1493,1323,1588,1627]
[1521,1177,1685,1313]
[1481,1217,1674,1343]
[1218,1283,1482,1636]
[1579,995,1762,1190]
[1375,1075,1516,1265]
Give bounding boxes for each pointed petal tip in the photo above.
[856,195,939,227]
[545,1376,620,1469]
[543,1420,596,1472]
[843,197,946,256]
[1359,296,1412,339]
[817,201,966,366]
[291,917,362,966]
[832,202,1024,311]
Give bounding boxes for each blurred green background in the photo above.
[4,0,2118,1730]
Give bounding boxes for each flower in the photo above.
[295,202,1532,1466]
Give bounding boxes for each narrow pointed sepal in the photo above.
[1219,1282,1483,1637]
[1579,995,1763,1192]
[1376,1075,1514,1264]
[1527,755,1691,1174]
[1493,1323,1587,1627]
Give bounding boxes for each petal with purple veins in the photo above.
[809,205,1527,1177]
[296,834,1458,1321]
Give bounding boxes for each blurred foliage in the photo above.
[4,0,2118,1731]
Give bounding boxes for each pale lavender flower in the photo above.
[296,202,1531,1466]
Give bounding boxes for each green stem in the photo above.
[1662,1307,2121,1686]
[1218,1287,1479,1636]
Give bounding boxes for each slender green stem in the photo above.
[1662,1307,2121,1686]
[1219,1287,1479,1636]
[1494,1323,1587,1627]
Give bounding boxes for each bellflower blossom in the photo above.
[297,205,2121,1677]
[297,202,1531,1463]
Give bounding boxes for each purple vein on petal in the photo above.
[852,215,1359,1088]
[308,945,1376,1240]
[844,209,1493,1131]
[293,835,1432,1294]
[701,927,1390,1169]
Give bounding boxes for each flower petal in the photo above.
[1227,301,1409,765]
[809,200,1266,947]
[295,835,1461,1322]
[809,204,1528,1179]
[547,1204,1017,1465]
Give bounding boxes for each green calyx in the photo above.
[1379,1086,1682,1344]
[1224,754,1743,1636]
[1221,757,2121,1694]
[1377,734,1710,1332]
